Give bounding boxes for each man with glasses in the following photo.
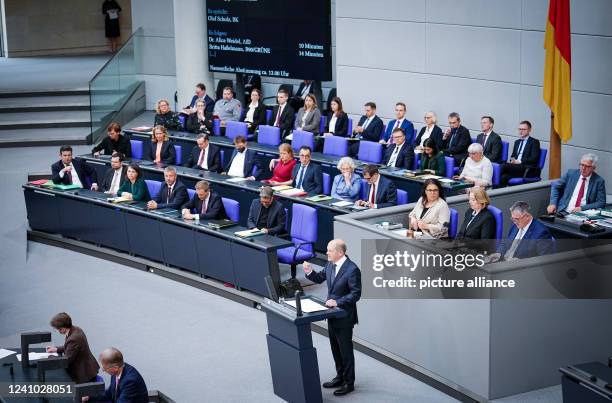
[82,347,148,402]
[382,128,414,169]
[380,102,414,144]
[441,112,471,166]
[291,146,323,194]
[356,164,397,208]
[547,153,606,214]
[490,201,553,262]
[247,186,287,235]
[500,120,542,187]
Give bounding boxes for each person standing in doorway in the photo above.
[102,0,122,52]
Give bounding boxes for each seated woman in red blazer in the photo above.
[262,143,296,186]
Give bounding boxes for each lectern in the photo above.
[261,297,346,403]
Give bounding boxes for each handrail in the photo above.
[88,27,142,86]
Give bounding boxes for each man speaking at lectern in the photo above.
[303,239,362,396]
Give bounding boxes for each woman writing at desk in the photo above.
[117,163,150,202]
[149,125,176,165]
[408,179,450,238]
[419,138,446,176]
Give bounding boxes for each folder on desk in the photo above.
[41,181,80,190]
[29,179,49,185]
[235,228,265,238]
[279,188,307,197]
[207,219,237,229]
[107,196,133,203]
[306,194,333,202]
[271,185,292,191]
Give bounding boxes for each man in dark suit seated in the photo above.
[441,112,471,166]
[268,89,295,140]
[147,166,188,211]
[292,146,323,194]
[185,134,221,172]
[51,145,99,190]
[356,164,397,209]
[181,82,215,116]
[247,186,287,235]
[289,79,323,111]
[45,312,99,384]
[500,121,542,187]
[349,101,384,157]
[476,115,503,163]
[100,152,127,195]
[84,347,148,402]
[222,135,261,180]
[91,122,131,158]
[303,239,361,396]
[547,153,606,214]
[490,201,553,262]
[382,127,414,169]
[181,180,227,220]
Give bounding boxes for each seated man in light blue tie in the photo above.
[490,201,553,262]
[291,146,323,194]
[547,153,606,214]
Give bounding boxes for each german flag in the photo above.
[543,0,572,142]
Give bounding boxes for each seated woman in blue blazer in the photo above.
[331,157,361,202]
[149,125,176,165]
[117,163,151,202]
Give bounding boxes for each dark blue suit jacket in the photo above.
[224,148,261,179]
[476,131,503,163]
[153,180,189,210]
[510,136,541,167]
[414,125,444,149]
[182,191,227,220]
[94,363,148,403]
[185,144,222,172]
[247,199,286,235]
[497,219,554,259]
[354,115,384,142]
[382,142,415,169]
[51,159,98,187]
[368,176,397,208]
[382,119,415,143]
[188,94,215,115]
[550,169,606,212]
[291,163,323,194]
[306,257,362,328]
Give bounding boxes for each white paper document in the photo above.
[0,349,16,360]
[331,200,353,207]
[16,352,58,362]
[226,177,248,182]
[285,298,328,313]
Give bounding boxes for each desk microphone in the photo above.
[294,290,303,317]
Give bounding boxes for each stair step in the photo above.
[0,88,89,98]
[0,127,89,148]
[0,111,91,130]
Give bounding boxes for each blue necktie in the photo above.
[516,140,525,159]
[296,165,306,188]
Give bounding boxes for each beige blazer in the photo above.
[408,197,450,238]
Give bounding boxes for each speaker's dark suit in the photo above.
[153,180,189,210]
[382,142,414,169]
[182,191,227,220]
[306,257,361,385]
[185,144,222,172]
[51,159,98,187]
[100,166,127,193]
[247,199,286,235]
[291,163,323,194]
[476,131,503,163]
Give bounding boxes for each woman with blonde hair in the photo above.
[153,99,180,130]
[148,125,176,164]
[263,143,297,186]
[294,93,322,134]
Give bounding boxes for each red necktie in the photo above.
[65,168,73,184]
[574,177,586,207]
[274,105,283,127]
[201,199,207,214]
[394,120,401,130]
[370,183,376,205]
[197,150,204,166]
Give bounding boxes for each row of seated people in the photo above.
[150,86,552,189]
[44,312,148,402]
[53,140,605,258]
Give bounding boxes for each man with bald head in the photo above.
[303,239,362,396]
[83,347,148,402]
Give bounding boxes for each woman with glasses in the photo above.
[408,178,450,238]
[331,157,361,201]
[153,99,180,131]
[186,100,212,134]
[414,111,443,153]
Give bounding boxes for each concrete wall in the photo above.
[335,0,612,186]
[3,0,132,56]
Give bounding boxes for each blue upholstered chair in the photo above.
[292,130,315,152]
[225,121,249,141]
[323,136,348,157]
[145,180,162,199]
[397,189,408,205]
[508,149,547,186]
[444,156,455,179]
[491,163,501,187]
[130,140,143,160]
[277,204,317,278]
[322,173,331,195]
[357,141,383,164]
[173,145,182,165]
[449,208,458,238]
[488,205,504,240]
[258,125,281,146]
[222,197,239,222]
[501,141,509,162]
